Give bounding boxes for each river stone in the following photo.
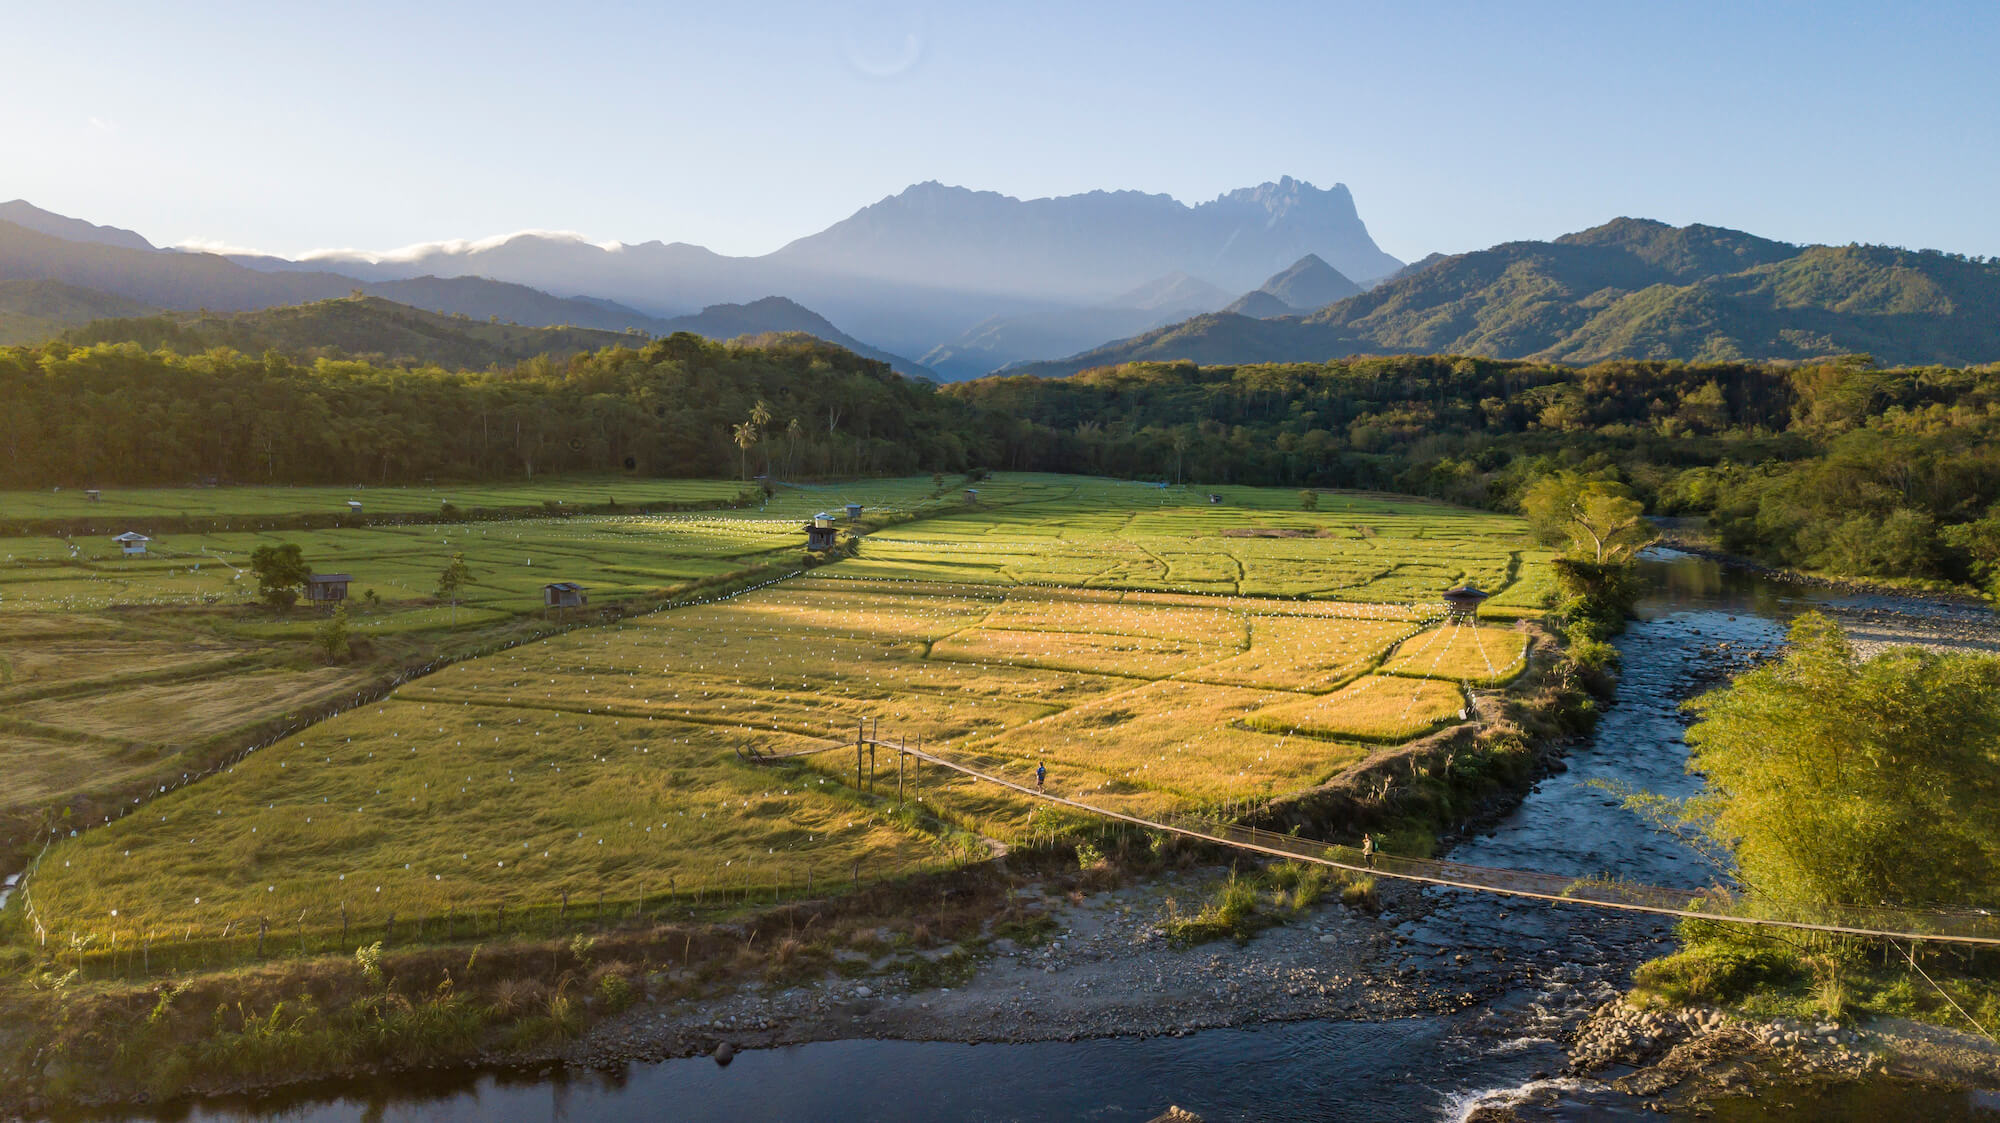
[712,1041,735,1066]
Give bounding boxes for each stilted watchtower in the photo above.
[1442,584,1489,622]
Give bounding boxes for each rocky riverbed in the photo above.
[1511,999,2000,1118]
[564,870,1448,1069]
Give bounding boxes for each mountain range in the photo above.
[0,209,934,374]
[10,191,2000,380]
[232,177,1402,365]
[1006,219,2000,375]
[0,178,1401,376]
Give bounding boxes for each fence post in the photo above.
[341,900,349,945]
[256,918,268,959]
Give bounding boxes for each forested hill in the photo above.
[1011,219,2000,375]
[0,279,157,345]
[63,296,649,368]
[1,333,968,486]
[58,293,938,378]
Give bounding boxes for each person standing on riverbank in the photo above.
[1036,762,1047,792]
[1362,833,1376,868]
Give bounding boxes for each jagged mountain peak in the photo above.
[1212,176,1355,215]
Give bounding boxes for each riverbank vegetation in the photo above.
[0,856,1073,1107]
[1160,861,1340,946]
[1628,614,2000,1034]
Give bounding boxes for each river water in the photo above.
[73,552,1999,1122]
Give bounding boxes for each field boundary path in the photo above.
[751,726,2000,948]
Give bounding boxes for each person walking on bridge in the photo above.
[1036,762,1047,792]
[1361,833,1376,869]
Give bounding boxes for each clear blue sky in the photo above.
[6,0,1997,264]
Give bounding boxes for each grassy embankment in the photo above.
[0,476,1553,1106]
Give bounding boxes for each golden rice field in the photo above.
[23,579,1534,950]
[13,476,1550,957]
[0,476,1067,867]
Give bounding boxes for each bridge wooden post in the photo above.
[898,736,907,804]
[856,719,864,789]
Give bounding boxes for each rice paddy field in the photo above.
[10,474,1551,961]
[0,476,1030,869]
[0,476,1003,616]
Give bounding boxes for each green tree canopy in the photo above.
[1520,472,1654,563]
[248,543,310,610]
[1683,613,2000,911]
[435,552,473,622]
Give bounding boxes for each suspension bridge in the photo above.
[746,704,2000,950]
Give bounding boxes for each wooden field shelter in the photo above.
[304,574,352,605]
[542,581,587,609]
[1442,584,1490,621]
[805,514,838,551]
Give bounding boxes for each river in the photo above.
[67,551,2000,1121]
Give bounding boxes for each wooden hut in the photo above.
[347,500,363,514]
[1442,585,1490,621]
[542,582,588,609]
[304,574,352,605]
[113,531,150,556]
[805,514,839,551]
[844,503,863,519]
[84,489,101,502]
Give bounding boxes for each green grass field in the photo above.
[0,477,752,522]
[10,474,1549,960]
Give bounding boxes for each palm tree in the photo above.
[731,421,759,481]
[749,400,774,477]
